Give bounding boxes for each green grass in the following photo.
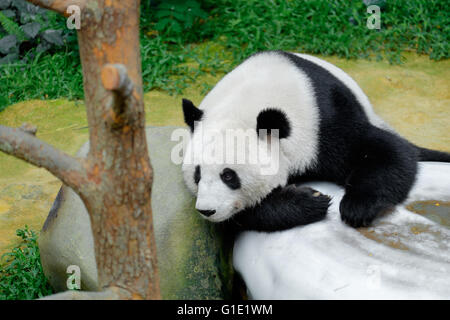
[0,49,83,110]
[0,0,448,111]
[211,0,448,63]
[0,226,53,300]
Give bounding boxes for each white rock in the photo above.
[233,162,450,299]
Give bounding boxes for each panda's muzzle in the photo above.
[198,209,216,217]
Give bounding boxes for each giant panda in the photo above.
[181,51,450,231]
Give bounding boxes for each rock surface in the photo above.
[38,126,234,299]
[234,162,450,299]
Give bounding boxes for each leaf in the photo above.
[21,21,40,39]
[155,19,171,32]
[155,10,173,19]
[184,15,194,28]
[36,41,51,53]
[0,52,17,63]
[0,34,16,54]
[42,29,63,46]
[170,11,185,21]
[11,0,30,13]
[158,3,177,11]
[0,11,26,41]
[195,9,208,19]
[185,0,201,9]
[0,0,11,10]
[20,11,35,24]
[171,21,182,33]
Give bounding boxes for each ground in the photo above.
[0,52,449,255]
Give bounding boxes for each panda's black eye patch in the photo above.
[220,168,241,190]
[194,165,201,184]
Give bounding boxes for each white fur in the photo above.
[182,125,290,222]
[199,52,320,174]
[182,52,387,222]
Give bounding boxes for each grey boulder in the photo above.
[39,126,234,299]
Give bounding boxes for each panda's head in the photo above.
[181,99,291,222]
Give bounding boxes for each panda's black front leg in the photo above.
[340,128,418,228]
[230,185,331,232]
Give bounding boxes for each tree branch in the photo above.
[0,125,87,191]
[101,64,134,98]
[27,0,87,16]
[101,64,136,126]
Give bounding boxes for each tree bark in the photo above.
[0,0,160,299]
[27,0,87,15]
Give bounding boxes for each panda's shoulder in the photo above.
[283,52,390,130]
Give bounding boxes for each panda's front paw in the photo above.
[287,186,331,218]
[232,185,331,232]
[293,186,329,199]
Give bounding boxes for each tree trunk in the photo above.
[0,0,160,299]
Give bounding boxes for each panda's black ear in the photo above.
[256,108,291,139]
[182,98,203,132]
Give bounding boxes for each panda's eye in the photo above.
[222,171,233,181]
[220,168,241,190]
[194,165,201,184]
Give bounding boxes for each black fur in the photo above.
[337,127,419,227]
[256,108,291,139]
[228,185,330,232]
[417,146,450,162]
[278,51,430,227]
[194,165,201,184]
[182,98,203,132]
[221,168,241,190]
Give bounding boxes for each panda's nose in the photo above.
[198,209,216,217]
